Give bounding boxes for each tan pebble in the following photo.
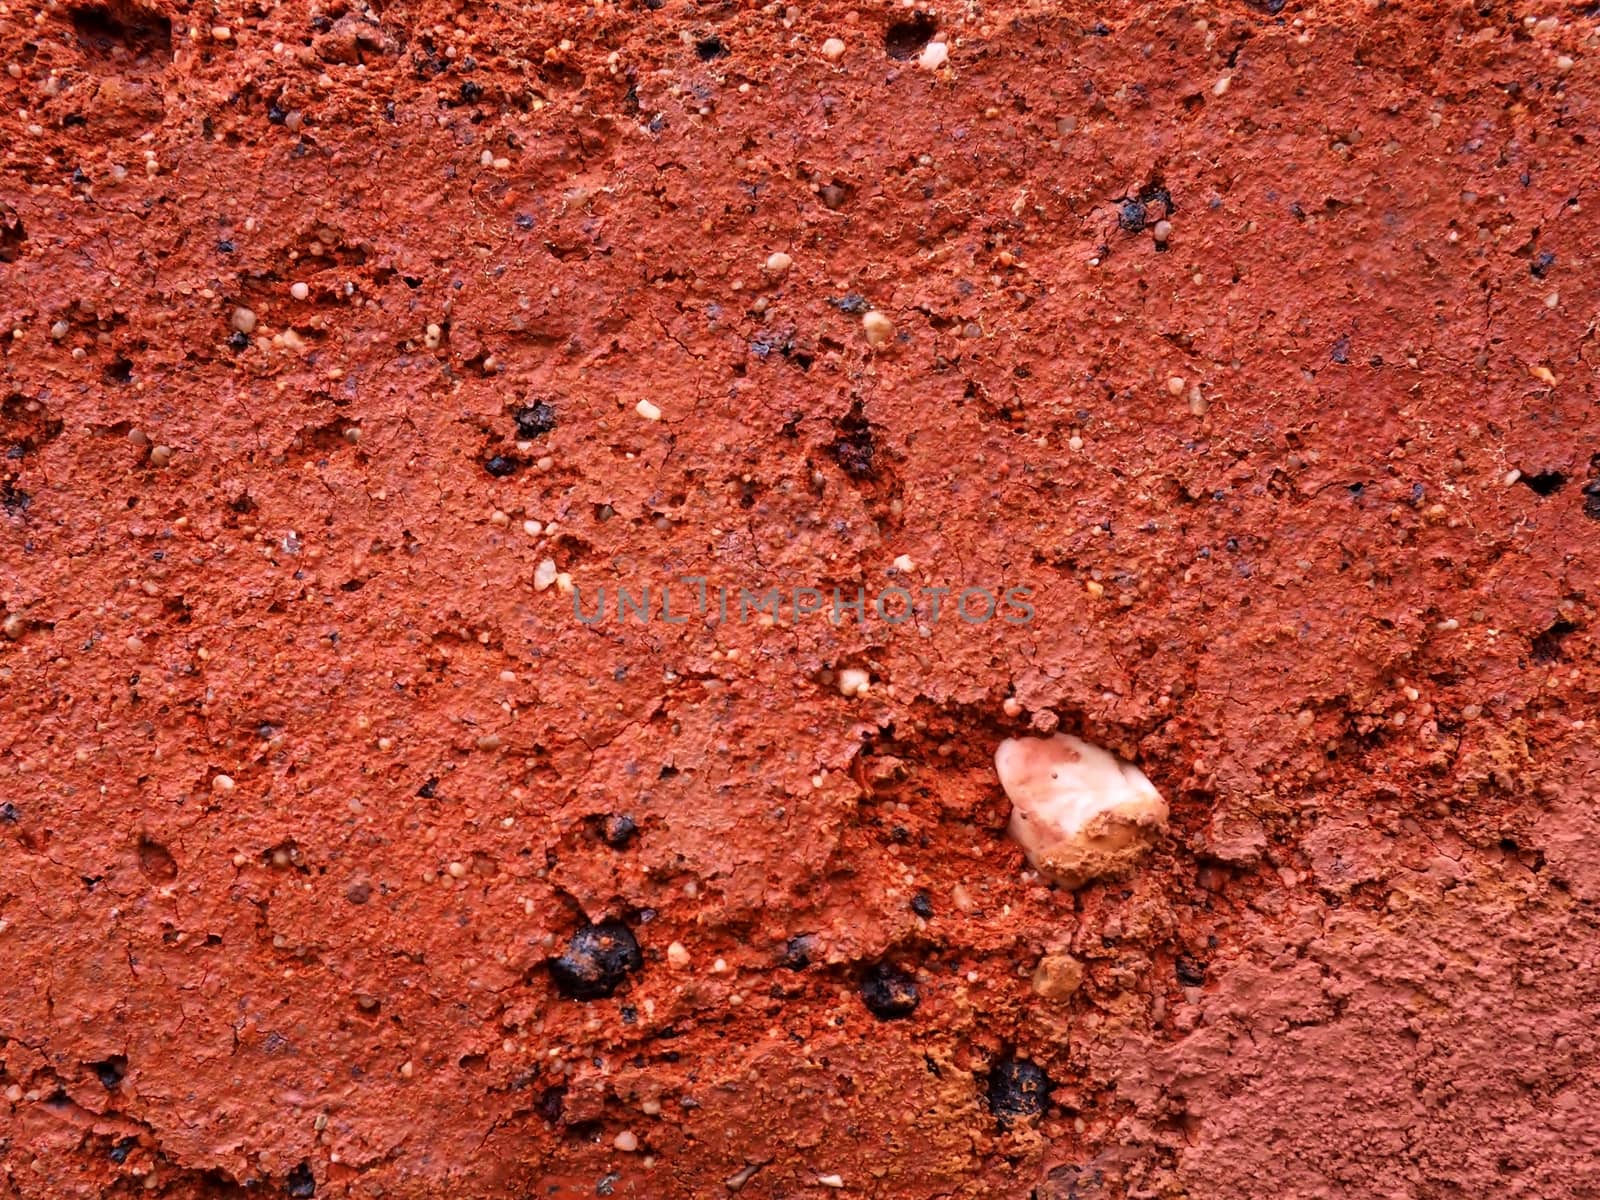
[1032,953,1084,1000]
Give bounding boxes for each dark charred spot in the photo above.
[1175,954,1207,986]
[600,814,638,848]
[550,921,643,1000]
[484,455,518,478]
[985,1057,1048,1126]
[910,892,933,918]
[1530,251,1555,279]
[1118,199,1148,232]
[514,400,557,438]
[830,400,877,478]
[860,963,918,1019]
[782,934,815,970]
[695,35,727,60]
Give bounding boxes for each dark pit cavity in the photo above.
[884,12,937,59]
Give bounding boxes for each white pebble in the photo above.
[231,307,258,334]
[614,1131,639,1153]
[1152,219,1173,242]
[533,559,559,591]
[995,734,1168,888]
[667,941,691,968]
[765,250,793,275]
[892,553,915,572]
[636,399,662,421]
[289,282,309,301]
[862,310,894,347]
[820,37,846,61]
[212,774,235,791]
[836,667,870,698]
[49,320,69,340]
[1213,75,1231,96]
[918,41,948,70]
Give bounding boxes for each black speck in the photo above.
[986,1057,1049,1126]
[600,814,637,848]
[416,776,438,799]
[1330,335,1350,364]
[1117,199,1148,232]
[459,80,483,104]
[1530,251,1555,279]
[514,214,534,231]
[268,104,286,124]
[860,963,918,1019]
[828,293,869,314]
[228,331,249,351]
[910,892,933,918]
[108,1137,136,1164]
[0,802,17,823]
[286,1161,316,1198]
[550,921,642,1000]
[514,400,557,438]
[695,35,727,60]
[216,239,235,254]
[484,455,518,478]
[1175,954,1207,986]
[104,357,133,385]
